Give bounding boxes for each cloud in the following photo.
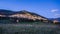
[51,9,59,12]
[55,14,60,17]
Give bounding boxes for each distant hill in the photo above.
[16,10,46,18]
[0,9,49,23]
[0,9,14,15]
[48,18,60,22]
[0,10,47,18]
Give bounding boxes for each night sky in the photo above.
[0,0,60,18]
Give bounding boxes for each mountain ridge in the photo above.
[48,18,60,22]
[0,9,47,18]
[0,9,60,24]
[0,9,49,23]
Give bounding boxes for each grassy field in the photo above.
[0,22,60,34]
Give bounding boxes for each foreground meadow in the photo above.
[0,22,60,34]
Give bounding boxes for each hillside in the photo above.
[0,9,49,23]
[49,18,60,22]
[0,9,14,15]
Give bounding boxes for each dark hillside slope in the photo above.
[0,9,14,15]
[0,9,50,24]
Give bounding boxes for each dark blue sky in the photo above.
[0,0,60,18]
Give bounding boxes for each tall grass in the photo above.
[0,24,60,34]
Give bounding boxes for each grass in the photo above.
[0,19,60,34]
[0,23,60,34]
